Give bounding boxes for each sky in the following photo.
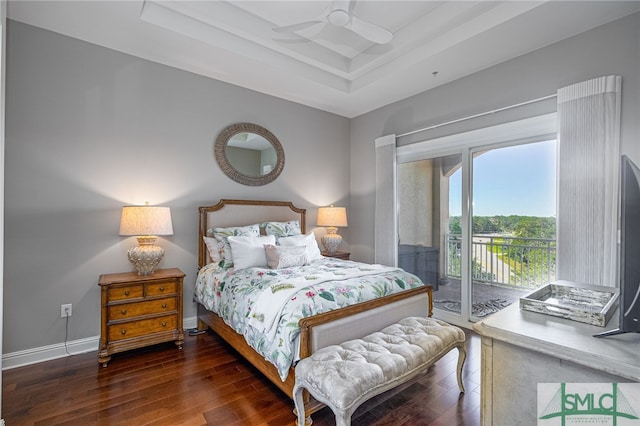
[449,140,557,217]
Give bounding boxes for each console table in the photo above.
[473,295,640,425]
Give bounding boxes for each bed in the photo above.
[195,199,433,421]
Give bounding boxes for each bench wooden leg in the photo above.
[294,383,354,426]
[336,412,352,426]
[456,343,467,393]
[292,386,321,425]
[292,384,307,426]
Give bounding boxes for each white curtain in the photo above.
[374,134,397,266]
[557,75,622,286]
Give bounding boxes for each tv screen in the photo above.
[595,155,640,336]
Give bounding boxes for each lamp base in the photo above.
[128,237,164,275]
[321,227,342,254]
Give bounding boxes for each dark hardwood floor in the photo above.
[3,327,480,425]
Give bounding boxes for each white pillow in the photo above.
[212,224,261,267]
[203,236,219,263]
[227,235,276,270]
[279,232,322,261]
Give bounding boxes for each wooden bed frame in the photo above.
[196,199,433,421]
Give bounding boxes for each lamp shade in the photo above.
[119,206,174,236]
[317,206,348,227]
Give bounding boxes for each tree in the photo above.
[449,216,462,234]
[513,216,556,239]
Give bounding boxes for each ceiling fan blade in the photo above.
[347,15,393,44]
[273,20,325,33]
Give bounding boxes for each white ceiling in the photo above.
[7,1,640,118]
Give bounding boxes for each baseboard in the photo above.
[183,316,198,334]
[2,336,100,370]
[2,316,198,370]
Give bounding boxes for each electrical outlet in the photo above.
[61,304,72,317]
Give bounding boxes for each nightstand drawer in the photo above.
[146,281,176,296]
[108,315,177,341]
[108,297,176,320]
[108,285,144,301]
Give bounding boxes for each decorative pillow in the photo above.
[227,235,276,270]
[203,236,221,263]
[262,220,302,238]
[278,232,323,261]
[212,224,260,267]
[264,244,308,269]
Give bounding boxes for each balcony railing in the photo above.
[446,234,556,290]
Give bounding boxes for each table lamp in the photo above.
[317,205,348,254]
[119,204,174,275]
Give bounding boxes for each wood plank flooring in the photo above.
[3,328,480,425]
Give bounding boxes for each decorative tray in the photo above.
[519,281,619,327]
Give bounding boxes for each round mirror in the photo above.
[215,123,285,186]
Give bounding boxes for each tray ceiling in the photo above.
[7,1,640,118]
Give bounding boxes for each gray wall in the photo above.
[4,21,350,354]
[350,12,640,263]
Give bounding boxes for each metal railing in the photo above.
[446,234,556,290]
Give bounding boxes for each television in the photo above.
[595,155,640,337]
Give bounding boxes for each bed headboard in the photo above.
[198,199,307,268]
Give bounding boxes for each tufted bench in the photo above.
[292,316,466,426]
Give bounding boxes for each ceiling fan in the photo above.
[272,0,394,45]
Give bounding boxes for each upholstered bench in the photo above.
[292,316,466,426]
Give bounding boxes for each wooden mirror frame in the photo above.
[214,123,285,186]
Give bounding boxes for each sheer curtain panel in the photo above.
[557,75,622,286]
[374,134,398,266]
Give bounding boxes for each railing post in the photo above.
[489,236,494,285]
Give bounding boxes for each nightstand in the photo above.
[98,268,185,366]
[322,251,350,260]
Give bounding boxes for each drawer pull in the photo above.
[161,303,167,309]
[120,309,127,315]
[159,287,165,292]
[121,329,127,335]
[124,290,130,296]
[161,322,167,327]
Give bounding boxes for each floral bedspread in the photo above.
[194,257,424,381]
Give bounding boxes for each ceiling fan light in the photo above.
[327,9,350,27]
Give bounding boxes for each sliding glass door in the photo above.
[396,114,557,324]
